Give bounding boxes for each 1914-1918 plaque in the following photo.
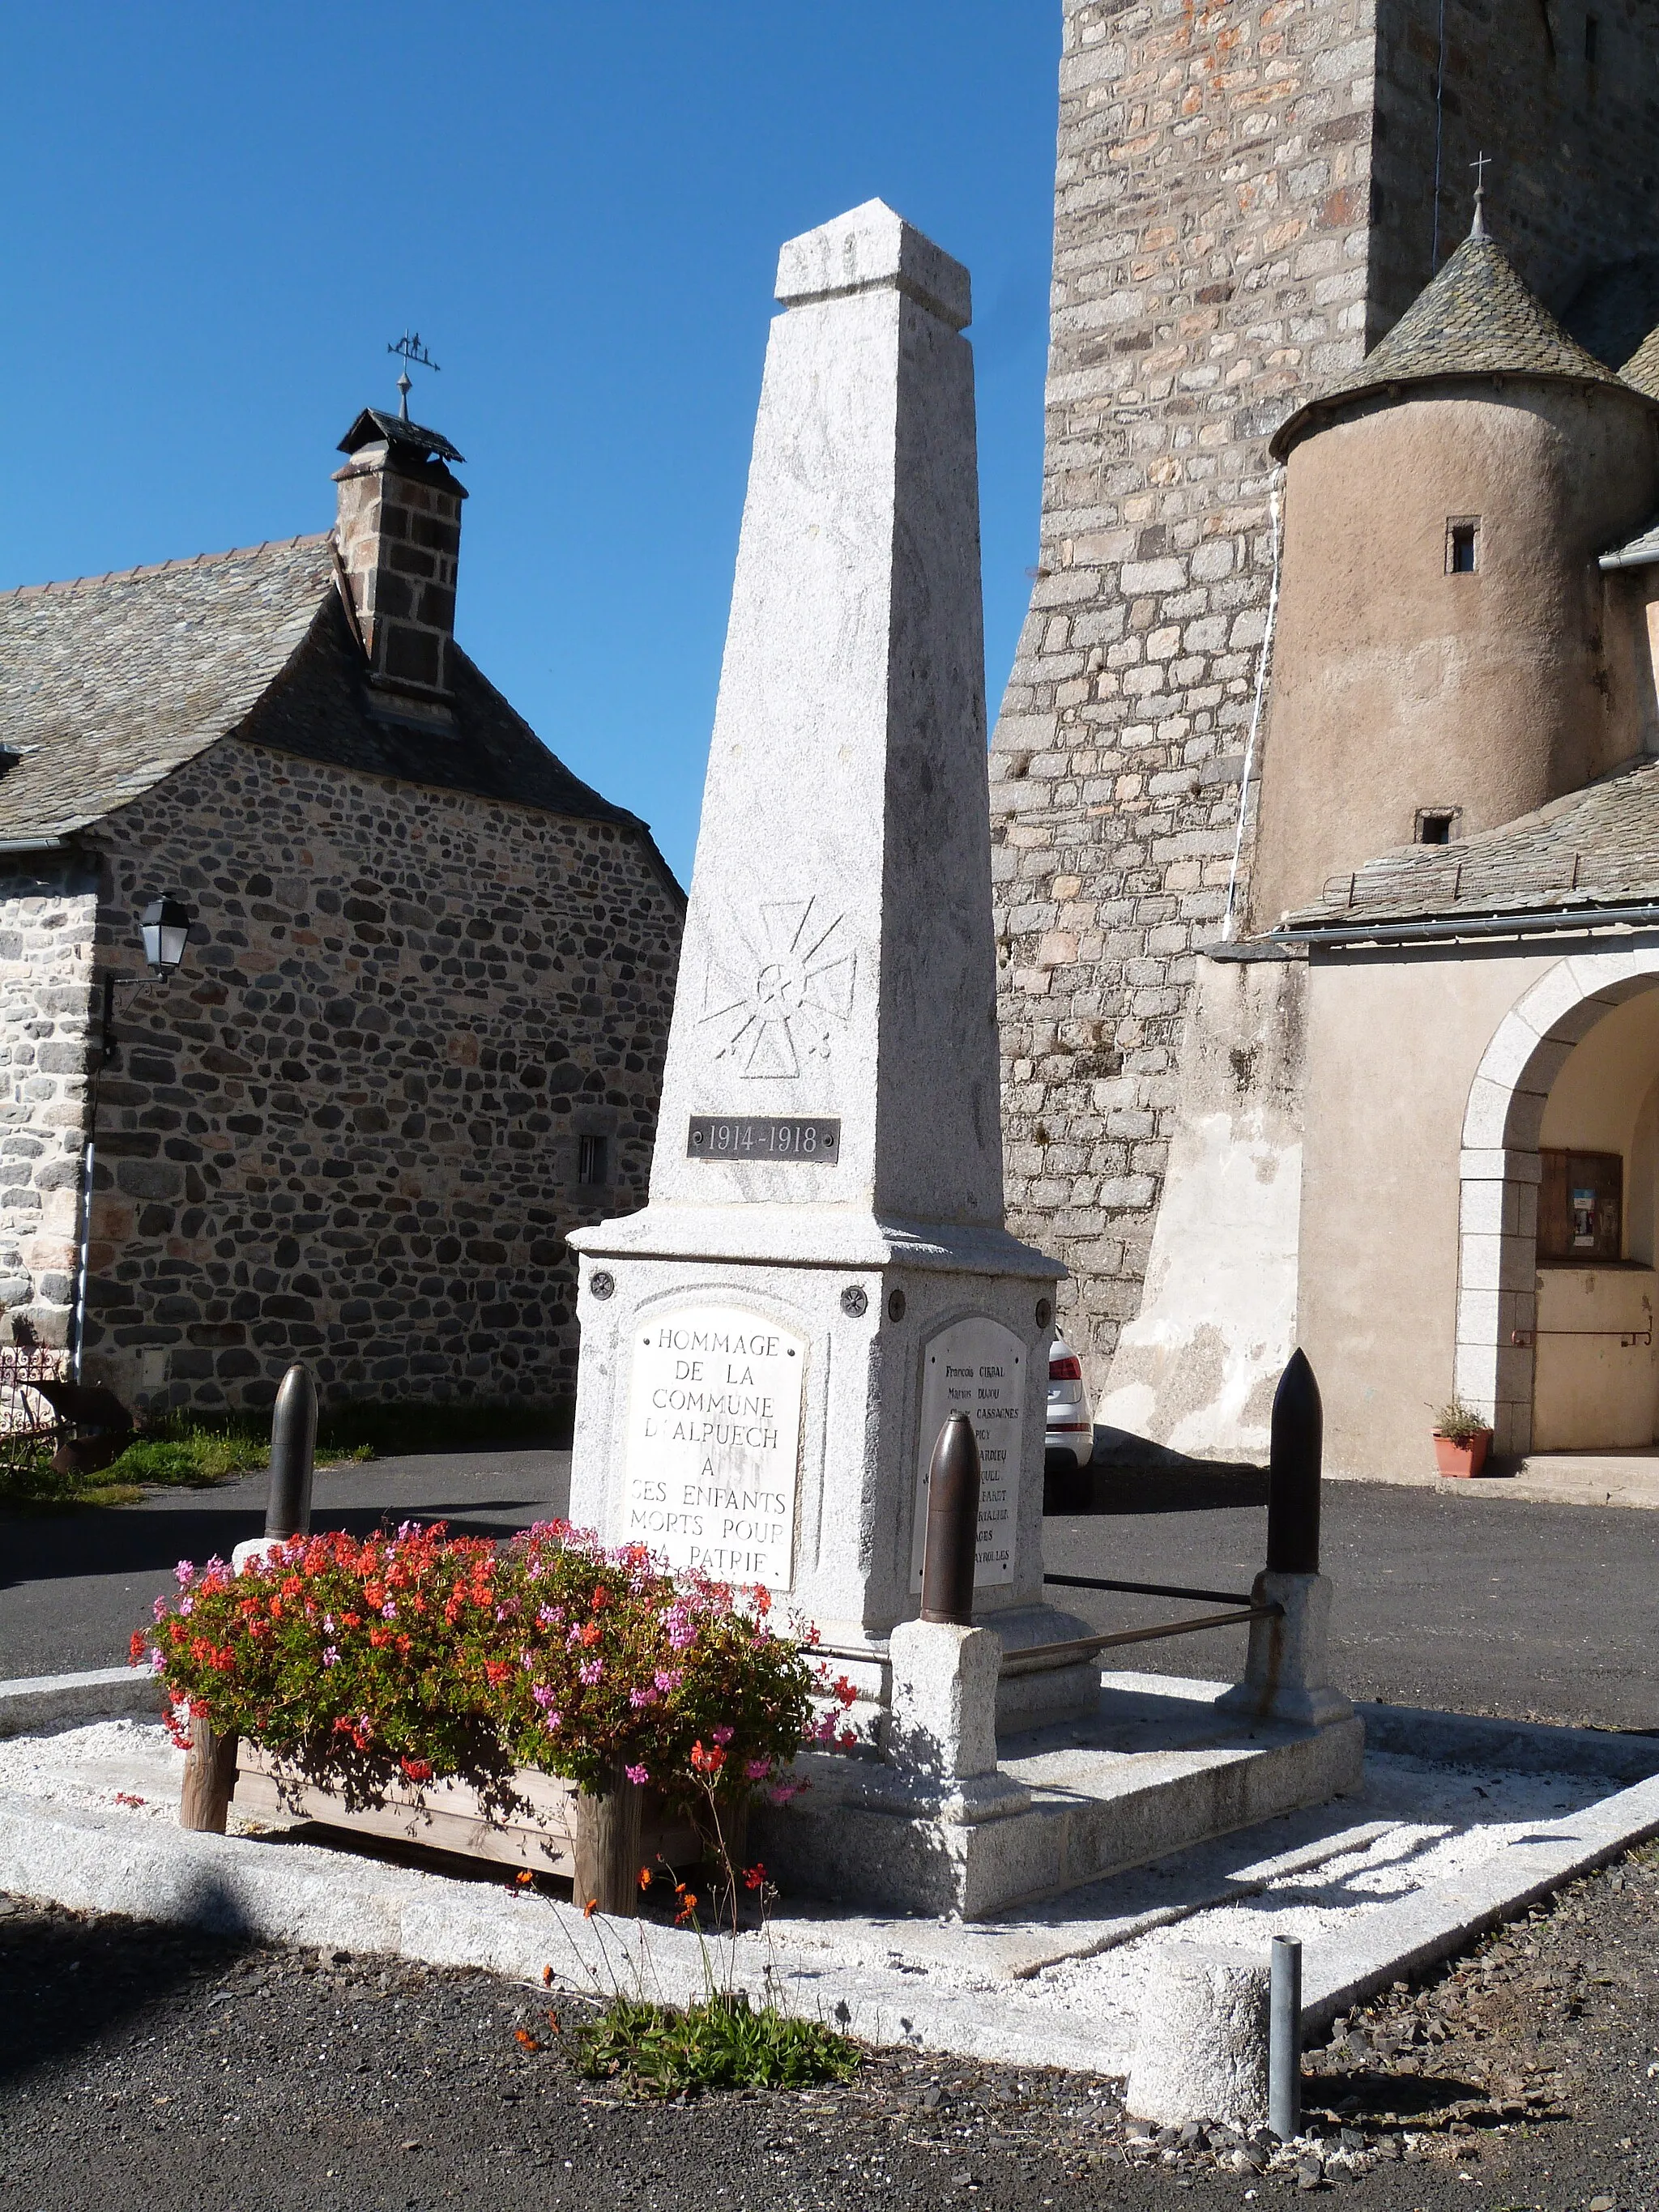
[624,1304,806,1588]
[686,1116,840,1161]
[909,1316,1024,1591]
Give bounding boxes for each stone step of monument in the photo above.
[754,1673,1366,1921]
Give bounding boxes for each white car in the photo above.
[1044,1332,1094,1468]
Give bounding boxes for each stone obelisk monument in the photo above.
[569,201,1081,1706]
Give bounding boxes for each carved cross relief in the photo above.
[697,897,856,1079]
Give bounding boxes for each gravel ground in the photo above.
[4,1844,1657,2211]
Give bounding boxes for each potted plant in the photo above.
[1431,1400,1494,1478]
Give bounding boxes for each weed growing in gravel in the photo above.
[575,1989,859,2095]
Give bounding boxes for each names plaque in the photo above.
[624,1302,806,1588]
[687,1116,840,1161]
[909,1316,1025,1592]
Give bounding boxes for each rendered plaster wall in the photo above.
[79,737,682,1418]
[0,859,98,1347]
[1298,943,1563,1481]
[1095,951,1304,1460]
[1251,385,1659,926]
[992,0,1659,1398]
[1532,1265,1658,1450]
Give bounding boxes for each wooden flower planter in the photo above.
[232,1745,702,1911]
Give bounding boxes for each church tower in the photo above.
[993,0,1659,1406]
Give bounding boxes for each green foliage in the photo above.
[110,1427,270,1485]
[575,1991,859,2095]
[0,1399,569,1513]
[1433,1399,1491,1445]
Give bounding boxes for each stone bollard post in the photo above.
[888,1617,1002,1785]
[884,1411,1016,1805]
[1219,1350,1352,1728]
[1126,1945,1272,2129]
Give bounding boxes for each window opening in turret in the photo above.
[1447,518,1480,573]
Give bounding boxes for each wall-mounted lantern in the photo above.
[139,893,194,977]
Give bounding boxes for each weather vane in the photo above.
[387,330,441,420]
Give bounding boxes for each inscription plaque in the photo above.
[909,1316,1025,1592]
[624,1303,805,1588]
[687,1115,840,1161]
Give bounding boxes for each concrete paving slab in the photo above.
[0,1664,164,1737]
[3,1670,1657,2074]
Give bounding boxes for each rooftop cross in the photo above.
[386,330,441,420]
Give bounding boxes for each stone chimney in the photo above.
[332,404,467,705]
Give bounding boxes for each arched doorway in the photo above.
[1458,949,1659,1455]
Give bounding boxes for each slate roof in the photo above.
[337,408,465,466]
[1621,322,1659,402]
[1270,224,1638,459]
[1601,515,1659,570]
[0,536,670,875]
[1280,758,1659,933]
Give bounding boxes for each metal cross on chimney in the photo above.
[387,330,441,420]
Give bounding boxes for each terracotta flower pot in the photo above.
[1433,1430,1492,1478]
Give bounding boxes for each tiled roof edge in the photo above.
[0,533,332,603]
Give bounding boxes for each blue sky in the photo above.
[1,4,1059,883]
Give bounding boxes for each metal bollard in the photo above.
[1269,1933,1303,2140]
[919,1412,980,1626]
[1265,1348,1322,1575]
[265,1362,318,1541]
[181,1364,318,1836]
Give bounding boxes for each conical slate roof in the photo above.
[1270,216,1635,458]
[1621,322,1659,401]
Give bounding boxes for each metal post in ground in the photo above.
[919,1412,980,1626]
[265,1362,318,1541]
[180,1364,318,1834]
[1269,1933,1303,2141]
[1265,1348,1322,1575]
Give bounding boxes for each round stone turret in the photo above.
[1250,217,1659,928]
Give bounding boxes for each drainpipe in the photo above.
[70,972,113,1385]
[1222,474,1284,941]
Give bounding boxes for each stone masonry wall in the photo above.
[992,0,1659,1387]
[77,739,682,1417]
[0,859,97,1349]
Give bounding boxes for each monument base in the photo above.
[567,1204,1071,1693]
[753,1671,1366,1920]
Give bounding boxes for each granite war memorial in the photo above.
[565,200,1359,1916]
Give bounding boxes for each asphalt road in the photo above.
[3,1454,1657,1731]
[1045,1464,1659,1733]
[4,1851,1657,2212]
[0,1451,571,1682]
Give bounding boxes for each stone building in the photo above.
[0,404,683,1418]
[992,0,1659,1471]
